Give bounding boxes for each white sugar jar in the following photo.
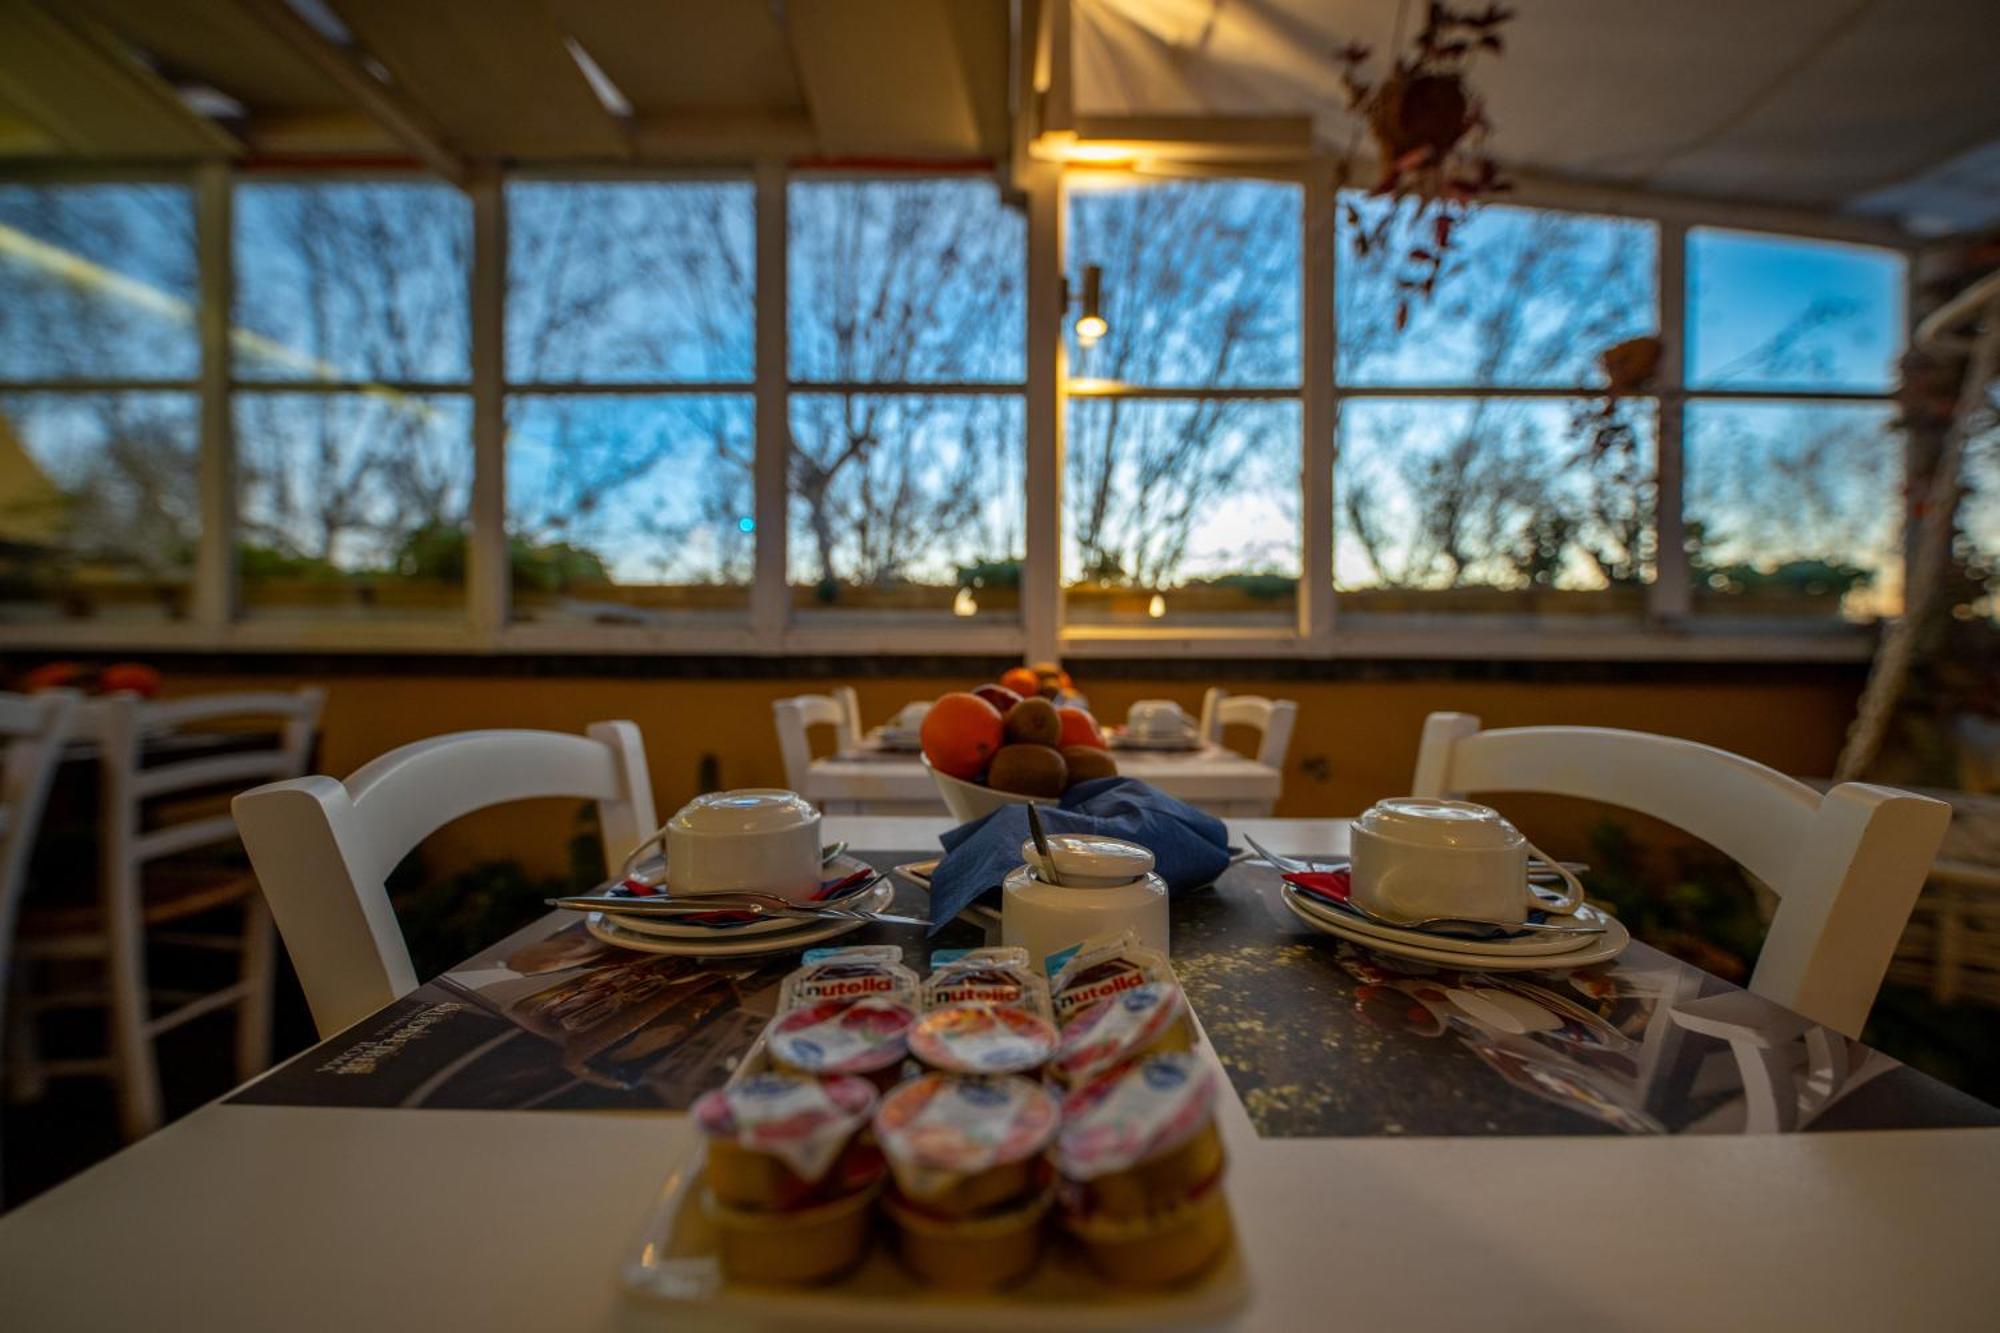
[1001,835,1169,974]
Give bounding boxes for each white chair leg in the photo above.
[235,895,276,1082]
[104,878,162,1140]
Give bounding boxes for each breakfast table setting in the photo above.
[6,770,2000,1330]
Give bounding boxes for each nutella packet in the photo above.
[1046,931,1174,1025]
[922,946,1054,1024]
[778,944,919,1014]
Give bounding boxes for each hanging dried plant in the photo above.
[1337,3,1514,330]
[1571,334,1663,461]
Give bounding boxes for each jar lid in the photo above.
[1057,1052,1219,1181]
[1353,797,1523,851]
[693,1072,875,1183]
[1051,980,1187,1085]
[908,1002,1058,1076]
[1018,834,1156,887]
[767,996,915,1076]
[668,788,818,837]
[874,1072,1058,1199]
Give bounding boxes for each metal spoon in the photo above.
[1025,803,1063,885]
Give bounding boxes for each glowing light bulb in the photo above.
[953,587,979,617]
[1147,593,1167,619]
[1075,313,1108,346]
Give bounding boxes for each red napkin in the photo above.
[1282,870,1354,908]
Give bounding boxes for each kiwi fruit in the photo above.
[987,743,1067,797]
[1003,696,1063,747]
[1061,746,1118,787]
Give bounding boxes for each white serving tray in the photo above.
[619,1006,1250,1328]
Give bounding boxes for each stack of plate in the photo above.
[584,855,892,958]
[1280,882,1630,972]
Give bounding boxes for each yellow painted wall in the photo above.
[147,667,1861,881]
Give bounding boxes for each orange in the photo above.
[999,667,1040,698]
[1057,706,1105,749]
[921,692,1006,780]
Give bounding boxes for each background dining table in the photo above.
[809,738,1285,816]
[3,815,1997,1332]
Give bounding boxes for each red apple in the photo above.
[972,683,1023,713]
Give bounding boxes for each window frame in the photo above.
[0,159,1912,662]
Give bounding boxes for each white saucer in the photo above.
[599,857,881,940]
[1282,886,1631,972]
[586,881,892,958]
[1285,886,1612,958]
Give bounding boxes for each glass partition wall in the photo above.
[0,164,1911,657]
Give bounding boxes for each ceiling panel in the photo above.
[1071,0,2000,228]
[72,0,351,117]
[788,0,1010,157]
[0,0,237,156]
[551,0,802,115]
[332,0,626,158]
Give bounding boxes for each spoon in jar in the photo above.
[1025,803,1064,886]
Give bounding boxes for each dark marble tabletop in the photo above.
[235,851,2000,1137]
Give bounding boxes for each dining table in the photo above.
[809,737,1284,816]
[3,814,1998,1332]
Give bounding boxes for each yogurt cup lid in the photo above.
[908,1002,1058,1075]
[768,996,915,1076]
[1057,1052,1219,1180]
[1051,980,1187,1084]
[875,1072,1059,1201]
[692,1072,876,1184]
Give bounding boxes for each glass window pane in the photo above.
[1685,400,1901,622]
[788,393,1023,618]
[1066,178,1300,388]
[0,184,197,381]
[235,392,471,618]
[234,182,469,383]
[1335,399,1655,616]
[506,181,754,384]
[1064,397,1300,627]
[507,394,753,621]
[1964,425,2000,622]
[789,178,1024,384]
[1688,230,1905,392]
[0,392,197,620]
[1339,198,1656,388]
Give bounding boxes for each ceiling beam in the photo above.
[230,0,465,185]
[0,0,241,157]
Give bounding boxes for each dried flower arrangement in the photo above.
[1571,334,1663,460]
[1338,2,1515,330]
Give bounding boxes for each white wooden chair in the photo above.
[232,722,655,1040]
[773,689,860,799]
[11,689,324,1140]
[1411,712,1953,1036]
[0,689,79,1199]
[1200,689,1299,768]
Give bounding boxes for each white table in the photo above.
[4,817,1998,1333]
[809,745,1284,817]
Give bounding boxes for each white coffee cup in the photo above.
[661,789,823,902]
[1348,798,1584,925]
[1127,699,1190,740]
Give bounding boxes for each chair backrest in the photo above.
[95,689,326,878]
[773,693,857,793]
[232,722,656,1038]
[1198,687,1225,744]
[1212,694,1299,769]
[0,689,79,993]
[833,686,863,742]
[1410,711,1953,1036]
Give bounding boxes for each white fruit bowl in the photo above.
[922,754,1040,823]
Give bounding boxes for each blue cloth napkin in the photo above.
[926,777,1232,934]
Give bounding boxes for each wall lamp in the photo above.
[1067,263,1108,348]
